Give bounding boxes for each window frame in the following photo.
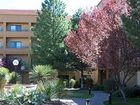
[8,41,22,48]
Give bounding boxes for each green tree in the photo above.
[32,0,70,67]
[71,8,83,30]
[122,0,140,48]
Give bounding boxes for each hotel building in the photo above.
[0,10,37,83]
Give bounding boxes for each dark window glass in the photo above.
[8,41,22,48]
[8,25,21,31]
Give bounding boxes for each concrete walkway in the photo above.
[60,91,110,105]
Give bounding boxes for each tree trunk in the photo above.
[119,86,127,102]
[80,69,84,89]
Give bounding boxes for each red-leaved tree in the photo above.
[65,0,139,102]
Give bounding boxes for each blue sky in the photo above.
[0,0,101,15]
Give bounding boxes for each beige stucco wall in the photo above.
[0,12,36,66]
[58,69,101,84]
[0,15,37,23]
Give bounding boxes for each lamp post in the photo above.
[21,65,25,83]
[12,59,19,83]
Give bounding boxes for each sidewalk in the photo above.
[60,91,109,105]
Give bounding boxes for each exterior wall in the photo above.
[0,10,36,65]
[0,10,37,83]
[58,69,109,85]
[58,71,80,80]
[85,70,99,84]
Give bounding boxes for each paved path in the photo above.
[60,91,110,105]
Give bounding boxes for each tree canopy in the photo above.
[64,0,140,101]
[71,8,83,30]
[32,0,70,69]
[122,0,140,48]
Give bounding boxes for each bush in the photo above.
[93,84,104,91]
[103,79,117,92]
[132,88,140,97]
[74,81,80,88]
[69,78,76,88]
[0,67,12,93]
[62,79,69,88]
[113,87,140,98]
[84,78,94,89]
[31,65,57,83]
[38,79,64,100]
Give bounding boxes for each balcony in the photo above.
[0,47,30,54]
[0,31,33,37]
[5,48,30,54]
[7,28,29,32]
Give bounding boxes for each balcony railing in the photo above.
[7,29,29,32]
[7,46,29,49]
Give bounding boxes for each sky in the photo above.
[0,0,101,15]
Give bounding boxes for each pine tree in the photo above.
[122,0,140,48]
[71,8,83,30]
[32,0,70,67]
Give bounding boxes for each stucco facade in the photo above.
[0,9,37,83]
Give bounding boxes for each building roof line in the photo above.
[0,9,38,15]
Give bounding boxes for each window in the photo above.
[8,25,21,31]
[0,26,3,32]
[16,42,22,48]
[8,41,22,48]
[0,42,3,48]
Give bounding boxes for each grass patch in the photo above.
[63,90,93,99]
[104,97,140,105]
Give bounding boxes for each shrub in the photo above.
[84,78,94,89]
[63,79,68,88]
[2,84,27,105]
[69,78,76,88]
[103,79,117,92]
[31,65,57,83]
[113,87,140,98]
[0,67,12,93]
[74,81,80,88]
[38,79,64,101]
[1,84,47,105]
[93,84,104,91]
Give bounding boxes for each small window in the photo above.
[16,42,22,48]
[0,42,3,48]
[8,25,21,31]
[0,26,3,32]
[10,26,16,31]
[8,41,22,48]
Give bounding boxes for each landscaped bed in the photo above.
[104,97,140,105]
[64,90,93,99]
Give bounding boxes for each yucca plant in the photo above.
[37,79,64,101]
[0,67,12,93]
[31,65,57,83]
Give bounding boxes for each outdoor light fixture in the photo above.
[13,59,19,66]
[12,59,19,83]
